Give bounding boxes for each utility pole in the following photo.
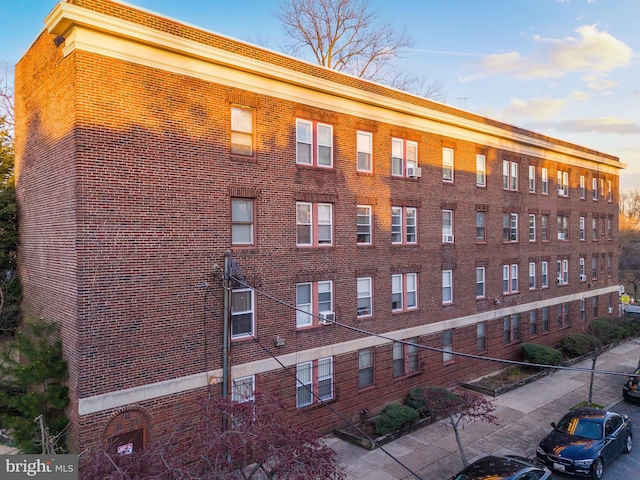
[222,250,231,400]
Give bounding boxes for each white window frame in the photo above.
[557,215,569,241]
[296,280,333,328]
[580,175,586,199]
[392,273,418,311]
[503,160,518,191]
[476,154,486,186]
[357,205,372,244]
[556,259,569,285]
[476,267,485,298]
[231,198,255,246]
[503,213,518,242]
[528,165,535,192]
[529,262,536,290]
[529,214,536,242]
[579,216,585,241]
[443,329,454,362]
[442,270,453,304]
[541,261,549,288]
[392,138,418,177]
[231,106,254,156]
[503,264,518,294]
[392,206,417,244]
[231,288,254,340]
[357,131,372,172]
[529,311,537,335]
[358,349,374,388]
[557,170,569,196]
[579,257,585,279]
[296,357,333,408]
[476,211,486,242]
[393,339,419,377]
[232,375,255,403]
[296,119,333,167]
[296,202,333,247]
[357,277,372,317]
[592,177,598,200]
[477,322,487,351]
[541,168,549,194]
[442,209,454,243]
[443,147,454,182]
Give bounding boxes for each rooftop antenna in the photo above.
[457,97,471,109]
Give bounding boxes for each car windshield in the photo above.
[556,416,602,440]
[452,457,526,479]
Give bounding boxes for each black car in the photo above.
[536,407,632,479]
[448,455,551,480]
[622,367,640,403]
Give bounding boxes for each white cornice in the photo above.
[45,2,625,173]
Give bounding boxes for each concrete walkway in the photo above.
[327,339,640,480]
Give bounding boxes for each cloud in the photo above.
[502,96,567,121]
[460,25,633,82]
[581,74,618,91]
[569,90,590,101]
[551,117,640,134]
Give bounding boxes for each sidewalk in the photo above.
[327,339,640,480]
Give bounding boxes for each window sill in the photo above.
[230,155,258,164]
[394,371,421,381]
[296,245,335,251]
[391,175,420,181]
[296,164,335,172]
[392,308,419,315]
[356,170,374,176]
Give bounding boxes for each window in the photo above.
[579,257,586,281]
[296,202,332,246]
[503,264,518,294]
[442,210,454,243]
[392,138,418,177]
[541,261,549,288]
[296,119,332,167]
[357,205,372,244]
[503,213,518,242]
[542,307,549,332]
[230,106,254,156]
[541,168,549,194]
[476,154,486,186]
[592,297,598,317]
[528,165,535,192]
[557,170,569,196]
[443,147,454,182]
[442,270,453,304]
[600,178,605,199]
[476,212,486,242]
[592,217,598,240]
[393,339,419,377]
[503,160,518,190]
[607,180,612,202]
[296,281,333,328]
[557,303,569,328]
[580,175,586,199]
[232,198,254,246]
[529,262,536,290]
[443,330,454,362]
[477,322,487,351]
[504,314,519,343]
[592,177,598,200]
[579,216,585,241]
[392,207,417,244]
[358,349,374,388]
[592,256,598,280]
[357,277,372,317]
[232,375,255,403]
[231,288,254,339]
[296,357,333,408]
[357,131,372,172]
[607,217,612,240]
[529,214,536,242]
[580,299,586,322]
[541,214,549,241]
[392,273,418,311]
[529,311,537,335]
[557,259,569,285]
[476,267,486,298]
[607,254,612,277]
[557,215,569,240]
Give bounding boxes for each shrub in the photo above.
[406,388,427,411]
[561,334,596,357]
[374,404,418,436]
[589,318,624,345]
[522,343,562,366]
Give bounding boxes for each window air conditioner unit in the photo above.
[407,167,422,178]
[442,234,454,243]
[319,312,335,325]
[557,278,562,284]
[608,306,614,314]
[580,274,587,282]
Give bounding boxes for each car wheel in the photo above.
[591,457,604,480]
[624,433,633,453]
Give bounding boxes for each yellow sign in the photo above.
[621,294,631,304]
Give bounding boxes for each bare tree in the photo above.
[619,190,640,299]
[275,0,445,100]
[416,387,498,466]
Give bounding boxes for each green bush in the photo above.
[561,334,596,357]
[406,388,427,411]
[589,318,624,345]
[374,404,418,436]
[522,343,562,366]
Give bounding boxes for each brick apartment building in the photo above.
[15,0,625,453]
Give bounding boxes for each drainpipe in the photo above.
[222,250,231,399]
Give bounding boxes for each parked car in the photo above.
[448,455,551,480]
[622,367,640,403]
[536,407,632,479]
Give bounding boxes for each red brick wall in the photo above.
[15,0,620,452]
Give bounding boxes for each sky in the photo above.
[2,0,639,192]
